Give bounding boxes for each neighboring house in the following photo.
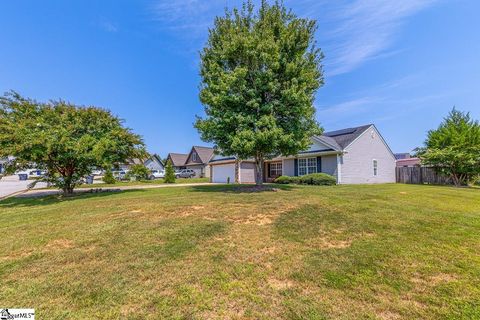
[144,154,164,171]
[394,153,412,160]
[118,158,143,171]
[184,146,214,178]
[395,152,421,167]
[166,153,188,171]
[209,124,396,184]
[396,157,421,167]
[0,156,15,174]
[0,158,7,174]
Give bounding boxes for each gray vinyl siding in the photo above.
[340,126,396,184]
[283,159,295,176]
[144,159,164,171]
[321,155,338,177]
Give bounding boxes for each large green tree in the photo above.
[195,0,323,184]
[0,92,145,195]
[417,108,480,186]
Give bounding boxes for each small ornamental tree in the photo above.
[417,108,480,186]
[0,91,145,195]
[103,168,116,184]
[164,159,176,183]
[128,164,150,181]
[195,0,323,185]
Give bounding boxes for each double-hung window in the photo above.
[373,159,378,176]
[298,158,317,176]
[192,152,197,162]
[269,162,282,177]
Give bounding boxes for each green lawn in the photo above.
[1,184,479,319]
[75,177,210,188]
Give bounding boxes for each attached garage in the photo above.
[240,162,256,183]
[211,163,236,183]
[210,160,257,183]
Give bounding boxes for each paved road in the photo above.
[0,175,48,198]
[15,182,216,198]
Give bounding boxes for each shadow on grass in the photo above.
[0,189,147,209]
[188,183,296,193]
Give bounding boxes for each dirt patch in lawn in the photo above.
[268,278,295,290]
[317,239,352,249]
[44,239,74,251]
[1,249,34,262]
[230,185,280,193]
[378,310,401,320]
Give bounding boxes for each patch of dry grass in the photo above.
[0,184,479,319]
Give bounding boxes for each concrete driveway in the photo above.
[0,175,47,198]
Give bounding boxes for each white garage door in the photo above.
[212,163,235,183]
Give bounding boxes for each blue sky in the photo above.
[1,0,479,156]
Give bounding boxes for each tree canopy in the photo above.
[417,108,480,186]
[195,0,323,184]
[0,91,145,194]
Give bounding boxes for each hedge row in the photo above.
[274,173,336,185]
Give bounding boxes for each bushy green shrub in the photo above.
[127,164,150,181]
[274,176,300,184]
[299,173,336,185]
[103,169,116,184]
[274,173,336,186]
[164,160,176,183]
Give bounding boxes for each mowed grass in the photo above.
[73,177,210,188]
[0,184,479,319]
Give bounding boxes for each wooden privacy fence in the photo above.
[396,166,453,185]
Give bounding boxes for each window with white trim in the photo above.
[298,158,317,176]
[192,152,197,162]
[269,162,282,177]
[373,159,378,176]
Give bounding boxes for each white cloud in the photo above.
[320,0,440,76]
[149,0,440,75]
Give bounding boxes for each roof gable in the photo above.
[187,146,214,164]
[323,124,373,149]
[167,153,188,166]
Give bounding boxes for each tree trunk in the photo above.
[62,173,75,196]
[254,155,264,185]
[235,159,240,184]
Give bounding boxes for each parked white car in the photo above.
[91,169,104,176]
[149,170,165,180]
[16,169,46,179]
[112,170,129,180]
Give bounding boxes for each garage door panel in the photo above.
[212,164,235,183]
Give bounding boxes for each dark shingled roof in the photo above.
[191,146,215,164]
[322,124,373,149]
[167,153,188,166]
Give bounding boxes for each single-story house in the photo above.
[0,156,15,174]
[144,154,164,171]
[118,158,144,171]
[209,124,396,184]
[166,153,188,171]
[0,158,8,174]
[184,146,214,178]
